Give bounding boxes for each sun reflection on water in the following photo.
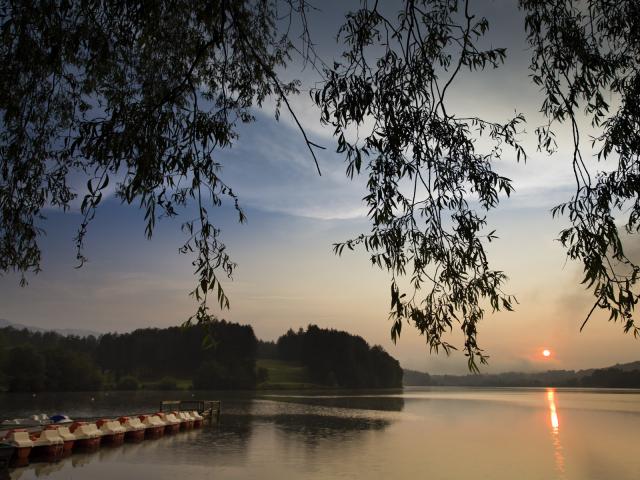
[546,388,566,478]
[547,389,560,431]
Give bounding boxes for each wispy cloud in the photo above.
[220,113,367,220]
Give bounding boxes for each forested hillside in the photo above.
[0,322,403,392]
[404,363,640,388]
[0,319,257,392]
[277,326,403,388]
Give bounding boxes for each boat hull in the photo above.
[10,446,32,467]
[74,437,101,451]
[31,443,64,463]
[62,440,74,456]
[124,429,145,442]
[164,423,180,434]
[180,420,194,430]
[102,432,125,446]
[144,426,164,439]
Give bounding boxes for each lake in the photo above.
[1,387,639,479]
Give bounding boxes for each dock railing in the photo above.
[159,400,221,422]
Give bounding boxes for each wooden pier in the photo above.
[159,400,221,423]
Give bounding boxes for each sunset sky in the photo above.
[1,0,638,374]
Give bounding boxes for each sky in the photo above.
[1,0,638,374]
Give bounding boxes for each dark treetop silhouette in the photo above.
[1,0,638,370]
[0,321,402,391]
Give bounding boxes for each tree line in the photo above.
[276,325,403,388]
[0,321,402,392]
[0,319,257,392]
[404,362,640,388]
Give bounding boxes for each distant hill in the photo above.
[0,318,101,338]
[404,360,640,388]
[403,369,432,386]
[608,360,640,372]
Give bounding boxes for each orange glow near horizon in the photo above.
[542,349,551,358]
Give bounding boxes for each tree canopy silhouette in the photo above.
[521,0,640,337]
[0,0,320,322]
[1,0,638,370]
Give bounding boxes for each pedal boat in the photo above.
[138,415,165,438]
[48,425,75,456]
[69,422,102,451]
[3,429,33,467]
[176,411,194,430]
[118,417,146,442]
[96,420,126,446]
[157,413,181,434]
[30,429,64,462]
[190,410,204,428]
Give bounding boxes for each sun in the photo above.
[542,349,551,358]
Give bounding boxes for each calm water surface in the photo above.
[1,387,639,479]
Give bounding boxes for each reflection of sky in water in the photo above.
[2,389,640,480]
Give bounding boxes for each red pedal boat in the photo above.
[69,422,102,451]
[30,429,64,462]
[3,429,33,467]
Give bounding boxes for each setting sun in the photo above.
[543,349,552,358]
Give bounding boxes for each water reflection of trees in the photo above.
[273,413,389,436]
[262,393,405,412]
[261,396,401,451]
[269,412,391,455]
[246,397,400,454]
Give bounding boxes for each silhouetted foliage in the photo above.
[1,1,638,370]
[277,328,306,362]
[0,329,104,391]
[191,358,255,389]
[154,376,179,391]
[580,368,640,388]
[0,318,259,391]
[256,340,279,359]
[277,325,402,388]
[316,0,522,371]
[192,361,226,390]
[5,344,46,392]
[94,319,258,387]
[403,369,432,386]
[116,375,140,391]
[42,348,103,391]
[520,0,640,336]
[0,0,320,324]
[1,321,405,391]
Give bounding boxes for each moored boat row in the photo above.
[1,410,205,467]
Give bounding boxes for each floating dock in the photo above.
[0,400,221,469]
